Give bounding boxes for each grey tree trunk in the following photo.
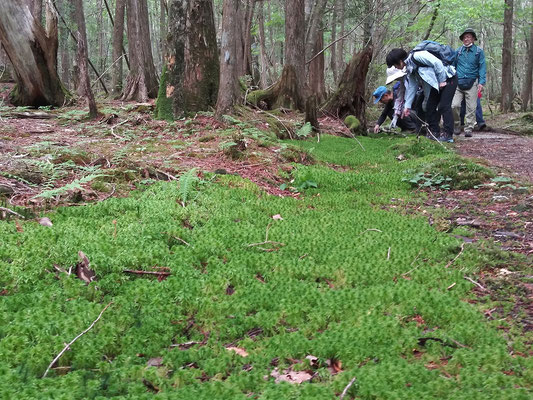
[257,0,270,88]
[57,0,71,89]
[0,0,66,106]
[240,0,255,78]
[112,0,126,97]
[501,0,514,112]
[72,0,98,118]
[122,0,158,101]
[521,0,533,111]
[330,0,338,83]
[336,0,345,75]
[215,0,241,118]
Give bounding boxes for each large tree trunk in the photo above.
[501,0,514,112]
[112,0,126,97]
[330,0,338,83]
[239,0,255,79]
[215,0,241,118]
[72,0,98,118]
[521,0,533,111]
[257,0,270,88]
[0,0,66,106]
[156,0,219,119]
[308,24,326,103]
[58,0,71,89]
[122,0,158,101]
[248,0,306,111]
[322,45,373,132]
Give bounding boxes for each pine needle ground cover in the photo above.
[1,135,531,399]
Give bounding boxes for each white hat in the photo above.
[386,66,407,85]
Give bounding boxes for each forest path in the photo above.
[454,130,533,183]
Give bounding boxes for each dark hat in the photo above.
[459,28,477,41]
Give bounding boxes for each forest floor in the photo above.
[1,87,532,395]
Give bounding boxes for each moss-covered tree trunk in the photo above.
[0,1,66,107]
[322,45,373,132]
[157,0,218,118]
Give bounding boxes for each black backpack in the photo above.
[410,40,456,66]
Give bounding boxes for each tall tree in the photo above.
[122,0,158,101]
[521,0,533,111]
[72,0,98,118]
[0,0,66,106]
[257,0,270,88]
[157,0,219,118]
[57,0,71,89]
[215,0,241,118]
[111,0,126,97]
[501,0,514,112]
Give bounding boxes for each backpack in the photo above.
[410,40,456,66]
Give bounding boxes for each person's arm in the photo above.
[412,50,447,83]
[403,73,418,111]
[478,48,486,87]
[376,102,392,126]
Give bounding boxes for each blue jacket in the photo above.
[454,44,486,85]
[403,50,456,110]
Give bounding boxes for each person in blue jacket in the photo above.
[386,47,457,142]
[452,28,486,137]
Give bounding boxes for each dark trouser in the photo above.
[425,75,458,138]
[460,96,485,125]
[398,113,418,131]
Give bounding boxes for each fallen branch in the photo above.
[123,269,171,277]
[339,376,357,399]
[464,276,487,291]
[0,206,25,219]
[444,243,465,268]
[359,228,382,235]
[42,302,113,378]
[247,222,285,250]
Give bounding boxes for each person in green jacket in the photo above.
[452,28,486,137]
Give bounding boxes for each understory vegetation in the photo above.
[1,134,531,399]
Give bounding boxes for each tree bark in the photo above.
[240,0,255,78]
[322,45,373,132]
[501,0,514,112]
[336,0,345,76]
[57,0,71,89]
[521,0,533,111]
[257,0,270,88]
[423,0,439,41]
[308,23,326,103]
[330,0,338,83]
[157,0,219,118]
[122,0,159,101]
[215,0,241,118]
[112,0,126,97]
[0,0,66,106]
[72,0,98,118]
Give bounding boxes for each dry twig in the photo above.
[42,302,113,378]
[0,207,25,219]
[464,276,487,291]
[445,243,465,268]
[123,269,171,277]
[247,222,285,251]
[339,376,357,399]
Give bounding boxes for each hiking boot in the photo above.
[476,123,487,131]
[454,128,461,135]
[464,131,473,138]
[438,135,454,143]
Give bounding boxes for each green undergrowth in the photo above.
[0,135,531,399]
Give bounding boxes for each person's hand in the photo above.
[439,81,447,88]
[478,84,484,92]
[374,124,380,133]
[402,108,411,118]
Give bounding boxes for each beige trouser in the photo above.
[452,82,478,133]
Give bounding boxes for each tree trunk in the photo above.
[157,0,219,118]
[57,0,71,89]
[322,45,373,132]
[250,0,306,111]
[257,0,270,88]
[521,0,533,111]
[336,0,345,76]
[72,0,98,118]
[501,0,514,112]
[215,0,241,118]
[423,0,439,41]
[122,0,158,101]
[240,0,255,78]
[112,0,126,97]
[304,0,327,67]
[362,0,373,46]
[30,0,44,23]
[308,24,326,103]
[330,0,338,83]
[160,0,167,63]
[0,0,66,106]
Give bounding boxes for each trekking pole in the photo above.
[412,113,447,148]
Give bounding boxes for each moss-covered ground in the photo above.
[1,134,531,399]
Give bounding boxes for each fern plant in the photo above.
[178,168,199,206]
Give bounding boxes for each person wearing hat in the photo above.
[452,28,486,137]
[372,67,418,133]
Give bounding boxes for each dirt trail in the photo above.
[454,130,533,182]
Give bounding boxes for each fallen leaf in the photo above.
[272,214,283,220]
[39,217,53,227]
[15,220,23,232]
[75,251,97,284]
[270,368,313,384]
[147,357,163,367]
[226,346,248,357]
